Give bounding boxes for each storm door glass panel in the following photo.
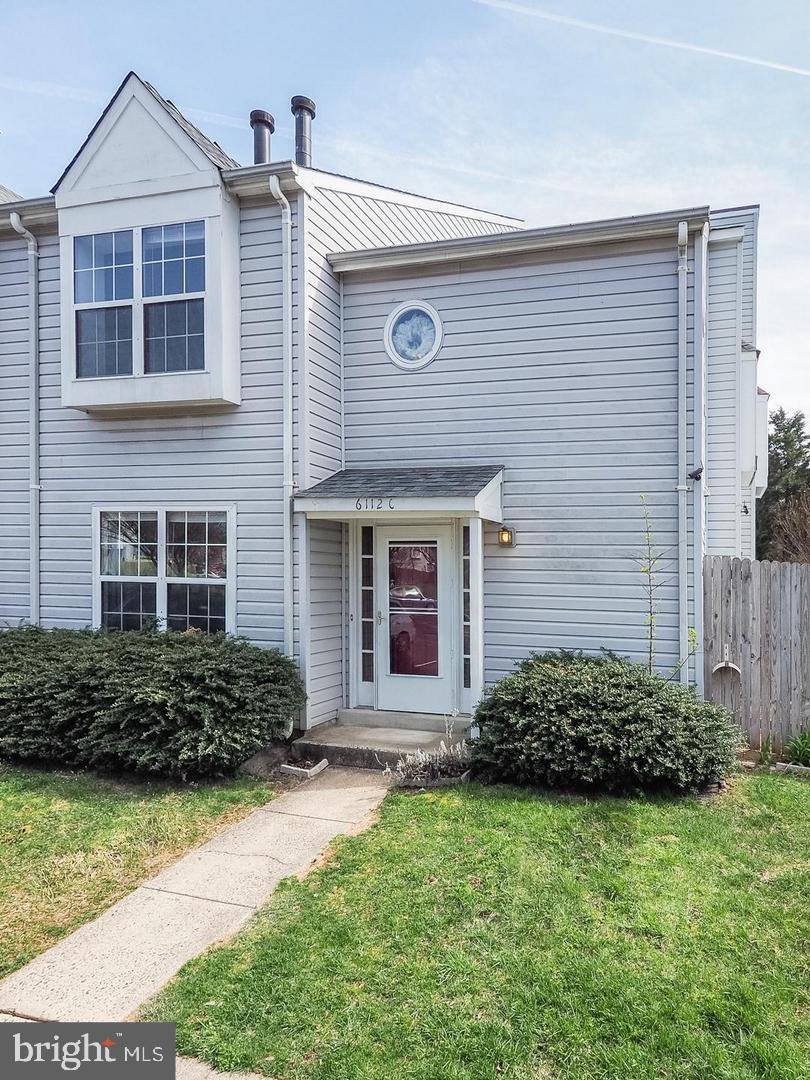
[388,542,439,677]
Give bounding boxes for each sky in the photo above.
[1,0,809,416]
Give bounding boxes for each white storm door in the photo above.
[374,526,455,714]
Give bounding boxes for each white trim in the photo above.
[295,473,503,523]
[295,167,522,226]
[384,300,443,371]
[60,199,241,412]
[91,503,236,633]
[329,207,711,273]
[468,518,485,712]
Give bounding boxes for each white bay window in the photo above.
[93,506,235,633]
[59,192,240,412]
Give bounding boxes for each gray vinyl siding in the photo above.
[704,239,740,555]
[34,202,287,643]
[704,208,758,558]
[302,184,518,486]
[298,184,520,718]
[307,519,344,725]
[342,238,696,680]
[0,236,30,622]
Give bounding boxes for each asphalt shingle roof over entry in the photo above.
[296,465,504,500]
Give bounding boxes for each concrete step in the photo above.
[337,708,471,734]
[293,723,465,771]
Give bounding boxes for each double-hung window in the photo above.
[73,220,205,379]
[95,507,232,633]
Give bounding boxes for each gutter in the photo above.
[676,221,689,684]
[9,212,40,625]
[328,206,710,273]
[267,175,295,658]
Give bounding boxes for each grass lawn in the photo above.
[0,762,275,978]
[144,773,809,1080]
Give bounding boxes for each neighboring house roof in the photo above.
[51,70,239,192]
[0,184,21,203]
[296,465,504,500]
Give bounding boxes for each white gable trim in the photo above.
[55,74,221,209]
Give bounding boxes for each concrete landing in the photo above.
[293,722,465,769]
[0,767,390,1024]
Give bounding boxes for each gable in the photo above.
[54,73,223,205]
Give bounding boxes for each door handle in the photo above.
[376,610,384,625]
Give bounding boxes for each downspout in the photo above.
[267,176,294,658]
[676,221,689,683]
[693,223,709,698]
[9,212,40,625]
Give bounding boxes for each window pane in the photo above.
[143,262,162,297]
[114,265,133,301]
[166,545,186,577]
[166,335,186,372]
[167,512,186,543]
[99,511,158,578]
[74,235,93,270]
[207,513,227,544]
[186,545,207,577]
[163,223,183,261]
[113,230,133,264]
[145,303,165,338]
[94,232,113,267]
[184,219,205,256]
[76,307,132,378]
[143,227,162,263]
[187,299,204,334]
[166,582,225,634]
[77,344,97,378]
[185,257,205,293]
[140,220,205,298]
[143,301,204,374]
[207,545,226,578]
[100,581,156,632]
[145,337,165,373]
[94,267,114,301]
[163,259,183,296]
[74,269,94,304]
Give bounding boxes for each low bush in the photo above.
[472,651,740,794]
[785,731,810,767]
[0,627,305,778]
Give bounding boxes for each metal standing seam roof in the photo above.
[0,184,22,203]
[296,465,504,500]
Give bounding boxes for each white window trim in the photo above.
[383,299,443,371]
[91,504,237,633]
[72,221,207,382]
[58,187,241,412]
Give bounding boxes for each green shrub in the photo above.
[472,651,740,794]
[0,627,305,778]
[785,731,810,767]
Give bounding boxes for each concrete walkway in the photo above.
[0,767,390,1024]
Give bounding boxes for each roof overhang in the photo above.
[294,466,504,522]
[328,206,711,274]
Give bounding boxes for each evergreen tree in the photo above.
[756,407,810,559]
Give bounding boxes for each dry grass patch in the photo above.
[0,762,275,977]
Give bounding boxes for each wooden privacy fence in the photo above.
[703,555,810,751]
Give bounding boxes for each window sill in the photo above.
[62,369,240,414]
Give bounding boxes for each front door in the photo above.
[374,526,455,713]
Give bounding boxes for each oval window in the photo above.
[384,301,443,370]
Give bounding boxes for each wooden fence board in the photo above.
[704,555,808,751]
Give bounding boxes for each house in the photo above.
[0,72,768,735]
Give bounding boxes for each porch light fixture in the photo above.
[498,525,515,547]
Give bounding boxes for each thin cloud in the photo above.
[472,0,810,77]
[0,74,102,104]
